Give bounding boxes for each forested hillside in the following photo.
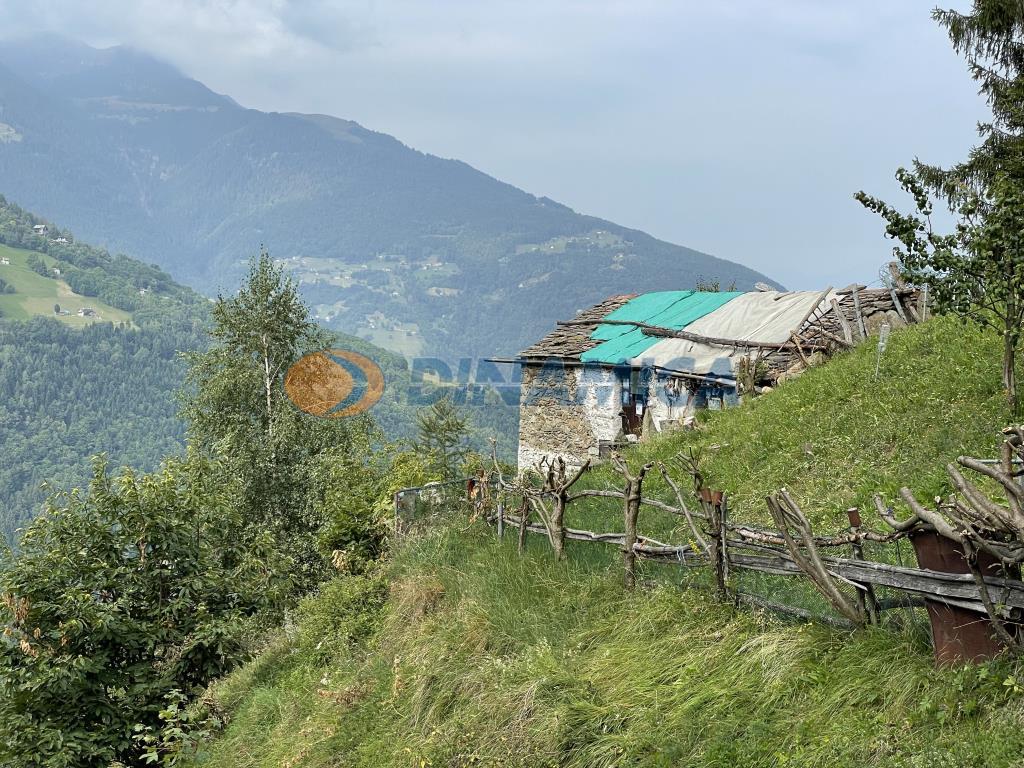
[0,196,517,537]
[0,36,777,359]
[0,195,209,537]
[0,319,195,536]
[0,251,464,766]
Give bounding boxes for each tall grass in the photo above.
[194,524,1024,768]
[190,317,1023,767]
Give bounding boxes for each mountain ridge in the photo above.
[0,35,780,358]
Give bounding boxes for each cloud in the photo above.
[0,0,367,68]
[278,0,376,52]
[0,0,986,289]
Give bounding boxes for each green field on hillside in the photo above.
[189,317,1024,768]
[0,243,132,326]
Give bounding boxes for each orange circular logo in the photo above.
[284,349,385,418]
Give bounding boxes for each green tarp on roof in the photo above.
[580,290,743,364]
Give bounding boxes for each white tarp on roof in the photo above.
[628,290,831,377]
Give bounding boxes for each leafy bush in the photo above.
[0,456,278,767]
[295,572,389,663]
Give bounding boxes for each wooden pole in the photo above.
[830,298,854,344]
[790,333,812,367]
[623,480,640,589]
[790,286,833,338]
[517,498,529,555]
[557,320,815,352]
[889,285,909,323]
[851,286,868,339]
[846,507,880,624]
[553,492,567,560]
[612,455,652,590]
[720,494,732,602]
[706,495,727,599]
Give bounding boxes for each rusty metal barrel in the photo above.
[909,531,1007,666]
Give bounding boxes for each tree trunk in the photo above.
[262,336,274,439]
[1004,313,1020,418]
[552,494,566,560]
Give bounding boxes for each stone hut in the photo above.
[511,285,922,470]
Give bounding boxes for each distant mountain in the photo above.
[0,35,779,359]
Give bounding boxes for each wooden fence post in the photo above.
[704,490,729,600]
[851,285,868,340]
[720,494,732,601]
[538,457,590,560]
[623,481,640,590]
[393,492,402,540]
[517,497,529,555]
[613,455,653,590]
[497,498,505,540]
[830,298,853,344]
[553,491,568,559]
[847,507,880,624]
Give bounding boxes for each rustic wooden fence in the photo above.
[394,427,1024,664]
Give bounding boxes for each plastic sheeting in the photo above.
[580,290,743,364]
[627,290,831,377]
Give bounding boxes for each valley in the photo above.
[2,6,1021,766]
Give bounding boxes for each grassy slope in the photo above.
[191,317,1024,768]
[566,314,1012,537]
[0,243,132,325]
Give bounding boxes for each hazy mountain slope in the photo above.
[0,36,779,358]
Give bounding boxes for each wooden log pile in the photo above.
[765,285,922,384]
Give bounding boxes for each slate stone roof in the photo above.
[518,294,636,360]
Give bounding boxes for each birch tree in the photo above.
[183,250,372,591]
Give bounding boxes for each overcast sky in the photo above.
[0,0,984,289]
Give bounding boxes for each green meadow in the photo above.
[0,243,132,327]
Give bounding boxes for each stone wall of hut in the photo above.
[517,363,622,470]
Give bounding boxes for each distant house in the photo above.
[506,286,922,470]
[32,224,48,236]
[52,237,69,245]
[77,307,96,318]
[0,257,9,266]
[52,268,61,276]
[139,288,149,296]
